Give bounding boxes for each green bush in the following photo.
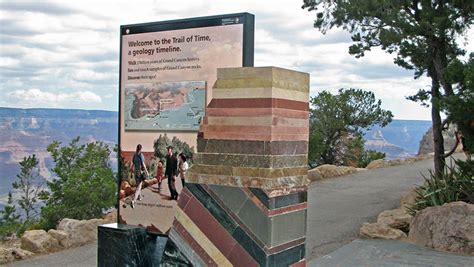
[39,137,116,229]
[0,192,21,239]
[408,159,474,215]
[358,150,386,168]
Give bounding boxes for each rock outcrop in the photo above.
[5,217,110,264]
[366,159,391,169]
[366,159,404,169]
[409,201,474,255]
[360,222,407,240]
[0,247,34,264]
[377,208,412,232]
[418,126,458,155]
[47,229,70,248]
[308,164,361,181]
[57,218,108,247]
[21,230,60,253]
[307,168,322,181]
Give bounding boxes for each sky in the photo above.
[1,0,473,120]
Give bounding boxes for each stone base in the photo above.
[170,184,307,266]
[98,223,190,267]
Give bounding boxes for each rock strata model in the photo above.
[169,67,309,266]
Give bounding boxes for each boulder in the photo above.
[21,230,60,253]
[103,209,117,223]
[360,222,407,240]
[366,159,391,169]
[377,208,412,231]
[57,218,108,247]
[389,159,402,166]
[48,229,70,248]
[400,189,418,209]
[307,168,323,181]
[0,247,34,264]
[314,164,356,179]
[404,157,417,164]
[409,201,474,255]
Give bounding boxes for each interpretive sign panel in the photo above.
[118,13,254,234]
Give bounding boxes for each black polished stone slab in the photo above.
[98,223,152,267]
[98,224,191,267]
[159,235,192,266]
[249,187,307,210]
[268,243,305,267]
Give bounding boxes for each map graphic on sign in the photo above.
[124,81,206,131]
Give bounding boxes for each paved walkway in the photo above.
[308,239,474,267]
[305,157,443,260]
[6,242,97,267]
[8,155,472,266]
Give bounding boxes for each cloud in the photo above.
[0,0,471,119]
[0,1,77,15]
[8,89,102,107]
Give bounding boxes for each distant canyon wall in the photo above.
[418,125,458,155]
[0,108,118,201]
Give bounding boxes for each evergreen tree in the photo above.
[39,137,116,229]
[12,154,43,221]
[0,192,21,238]
[309,88,392,166]
[303,0,474,174]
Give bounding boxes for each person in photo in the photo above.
[165,146,178,200]
[178,153,188,187]
[131,144,149,208]
[156,160,164,190]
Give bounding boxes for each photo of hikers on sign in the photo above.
[118,134,193,234]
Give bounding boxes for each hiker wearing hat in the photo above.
[165,145,179,200]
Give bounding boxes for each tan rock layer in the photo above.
[216,67,310,92]
[189,164,308,178]
[187,173,308,188]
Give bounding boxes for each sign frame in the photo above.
[117,13,254,234]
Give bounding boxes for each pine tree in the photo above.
[0,192,21,238]
[12,155,43,221]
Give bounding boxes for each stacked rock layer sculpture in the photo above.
[170,67,309,267]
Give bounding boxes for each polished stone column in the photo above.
[98,223,151,266]
[169,67,309,266]
[98,223,191,266]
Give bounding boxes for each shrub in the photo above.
[39,137,116,229]
[0,192,21,239]
[358,150,386,168]
[408,159,474,214]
